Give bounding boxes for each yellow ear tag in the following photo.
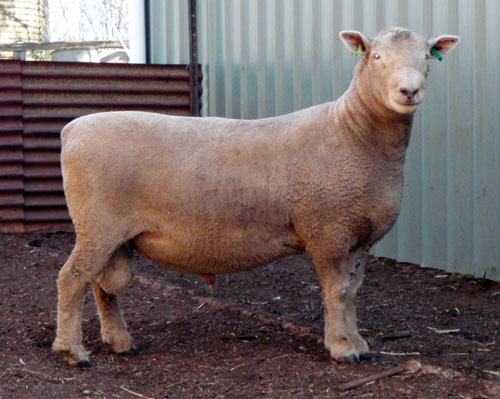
[355,44,363,57]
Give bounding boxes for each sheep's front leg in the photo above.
[344,250,369,359]
[312,252,368,364]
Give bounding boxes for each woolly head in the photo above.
[340,27,460,115]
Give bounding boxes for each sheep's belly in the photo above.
[133,231,302,275]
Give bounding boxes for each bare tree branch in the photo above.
[49,0,128,42]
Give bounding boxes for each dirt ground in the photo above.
[0,232,499,399]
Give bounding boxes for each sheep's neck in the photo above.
[332,77,414,162]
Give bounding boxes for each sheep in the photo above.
[53,27,459,367]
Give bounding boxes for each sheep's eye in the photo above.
[425,53,430,60]
[373,53,380,60]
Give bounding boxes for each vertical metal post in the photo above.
[144,0,151,63]
[188,0,200,116]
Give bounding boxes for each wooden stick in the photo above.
[164,378,191,389]
[380,351,420,356]
[382,330,412,341]
[120,386,155,399]
[339,366,405,391]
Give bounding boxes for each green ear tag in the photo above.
[355,44,363,57]
[431,48,443,61]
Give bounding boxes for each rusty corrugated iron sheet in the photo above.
[0,60,24,232]
[0,59,202,232]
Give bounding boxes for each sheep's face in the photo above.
[340,28,460,115]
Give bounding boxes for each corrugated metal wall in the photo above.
[148,0,500,280]
[0,60,24,232]
[0,59,202,232]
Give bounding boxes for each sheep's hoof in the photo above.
[342,353,361,365]
[62,353,90,367]
[118,347,139,356]
[104,331,135,355]
[76,360,91,368]
[53,341,90,367]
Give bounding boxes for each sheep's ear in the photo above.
[428,35,460,59]
[339,31,370,55]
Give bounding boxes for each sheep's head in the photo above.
[340,28,460,115]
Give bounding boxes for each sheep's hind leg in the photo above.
[311,251,365,364]
[91,283,136,355]
[92,245,136,355]
[53,241,111,367]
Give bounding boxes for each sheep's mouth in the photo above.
[390,98,422,114]
[390,94,423,109]
[399,100,421,107]
[394,101,422,110]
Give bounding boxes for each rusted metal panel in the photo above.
[0,59,202,232]
[0,60,24,232]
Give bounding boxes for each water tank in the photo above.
[0,0,48,44]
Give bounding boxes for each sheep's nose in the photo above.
[400,87,419,99]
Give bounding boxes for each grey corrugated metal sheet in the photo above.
[0,59,202,233]
[148,0,500,280]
